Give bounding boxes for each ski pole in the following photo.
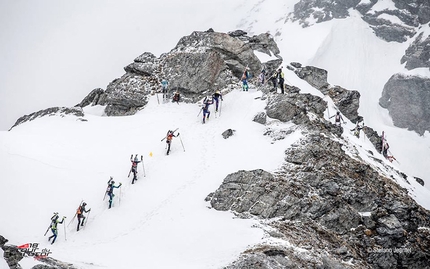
[64,219,67,241]
[219,99,222,117]
[83,210,90,229]
[156,91,160,104]
[197,107,203,117]
[141,155,146,177]
[178,135,185,152]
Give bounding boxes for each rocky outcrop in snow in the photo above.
[9,107,85,131]
[289,63,362,123]
[379,74,430,135]
[401,32,430,70]
[207,133,430,268]
[77,29,281,116]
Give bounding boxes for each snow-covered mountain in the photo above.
[1,1,430,268]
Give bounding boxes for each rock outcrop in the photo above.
[207,133,430,268]
[401,32,430,70]
[9,107,85,131]
[379,74,430,135]
[289,64,362,123]
[77,29,281,116]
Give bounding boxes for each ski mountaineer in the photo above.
[241,67,250,91]
[161,79,169,99]
[277,67,285,94]
[269,70,278,92]
[382,142,389,158]
[172,90,180,104]
[165,130,179,155]
[212,90,223,112]
[106,178,122,209]
[76,202,91,231]
[130,154,141,184]
[202,96,213,124]
[258,66,266,85]
[330,111,345,126]
[48,213,66,244]
[351,122,364,138]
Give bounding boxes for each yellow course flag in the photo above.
[149,152,153,157]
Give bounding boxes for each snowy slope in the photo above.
[238,1,430,189]
[0,88,303,269]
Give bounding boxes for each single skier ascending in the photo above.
[130,154,141,184]
[106,177,122,209]
[76,202,91,231]
[202,96,213,124]
[212,90,223,112]
[48,213,66,244]
[165,130,179,155]
[330,111,345,126]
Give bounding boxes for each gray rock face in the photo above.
[221,129,235,139]
[9,107,85,130]
[289,64,362,123]
[253,112,267,125]
[401,32,430,70]
[320,85,362,123]
[293,0,361,26]
[392,0,430,24]
[265,92,327,125]
[379,73,430,135]
[208,133,430,269]
[78,30,274,116]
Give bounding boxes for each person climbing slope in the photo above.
[48,213,66,244]
[106,177,122,209]
[212,90,223,112]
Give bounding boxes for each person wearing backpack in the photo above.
[202,96,213,123]
[241,67,250,91]
[172,90,181,103]
[48,214,66,244]
[161,79,169,99]
[269,70,278,91]
[76,202,91,231]
[330,111,345,126]
[212,90,223,112]
[165,130,179,155]
[106,178,122,209]
[130,154,141,184]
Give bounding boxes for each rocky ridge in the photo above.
[207,74,430,268]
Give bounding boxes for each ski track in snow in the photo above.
[0,86,301,269]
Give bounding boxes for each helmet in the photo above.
[110,180,115,184]
[337,111,340,115]
[215,90,220,94]
[82,202,87,206]
[134,155,139,161]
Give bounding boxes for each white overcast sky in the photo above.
[0,0,243,130]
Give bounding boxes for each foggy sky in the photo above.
[0,0,240,130]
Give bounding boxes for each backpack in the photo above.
[76,206,82,215]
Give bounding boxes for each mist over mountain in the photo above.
[1,1,430,268]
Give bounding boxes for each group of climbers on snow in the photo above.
[44,64,399,245]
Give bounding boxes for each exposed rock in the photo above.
[289,64,362,123]
[320,85,362,123]
[392,0,430,24]
[379,73,430,135]
[3,245,23,269]
[401,32,430,70]
[76,88,105,108]
[293,0,361,27]
[415,177,425,186]
[0,235,7,247]
[293,65,329,90]
[208,133,430,269]
[368,23,416,43]
[265,92,327,125]
[222,129,235,139]
[9,107,85,131]
[253,112,267,125]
